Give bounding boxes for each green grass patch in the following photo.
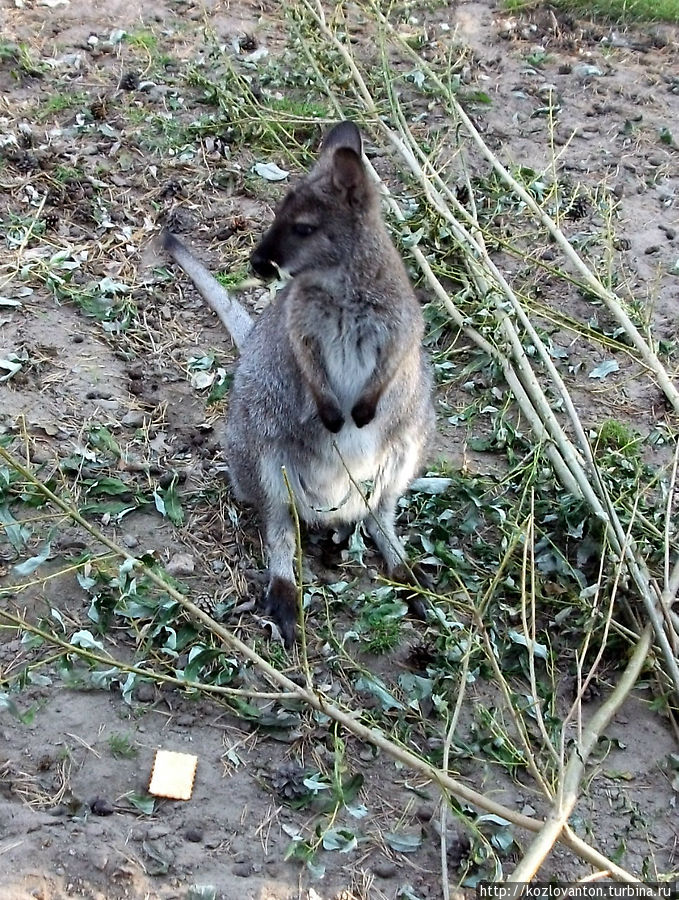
[503,0,679,24]
[52,165,84,184]
[37,92,88,119]
[125,30,159,51]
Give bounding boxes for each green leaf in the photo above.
[305,859,326,879]
[88,425,122,457]
[154,480,184,526]
[396,886,424,900]
[13,541,52,575]
[302,774,331,792]
[0,355,24,382]
[127,792,155,814]
[153,489,166,516]
[142,840,170,875]
[466,90,492,104]
[187,887,217,900]
[0,692,21,719]
[86,477,132,496]
[321,827,358,853]
[89,667,120,690]
[355,675,404,711]
[70,630,105,650]
[508,630,548,660]
[0,692,37,724]
[0,504,29,551]
[385,829,423,853]
[21,632,44,650]
[339,773,363,805]
[589,359,619,380]
[398,673,433,702]
[121,671,136,704]
[284,837,314,862]
[253,161,289,181]
[207,371,232,405]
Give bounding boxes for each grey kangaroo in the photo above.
[163,121,435,647]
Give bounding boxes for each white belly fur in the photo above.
[258,421,422,529]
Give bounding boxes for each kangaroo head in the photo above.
[250,122,377,280]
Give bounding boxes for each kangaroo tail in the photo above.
[161,230,253,351]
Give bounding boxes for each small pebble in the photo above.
[232,863,252,878]
[91,851,109,872]
[572,63,603,80]
[166,553,195,576]
[373,859,397,879]
[185,827,204,843]
[97,399,120,412]
[121,410,145,427]
[90,797,114,816]
[122,533,138,548]
[133,681,155,703]
[86,389,114,401]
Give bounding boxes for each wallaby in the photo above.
[163,121,435,647]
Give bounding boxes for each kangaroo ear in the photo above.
[331,147,367,206]
[321,121,362,157]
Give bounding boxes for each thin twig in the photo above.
[508,625,652,881]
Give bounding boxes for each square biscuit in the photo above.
[148,749,198,801]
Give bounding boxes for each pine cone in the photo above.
[565,194,589,220]
[15,151,39,173]
[119,70,140,91]
[238,34,258,52]
[159,179,184,199]
[193,592,217,616]
[164,207,195,234]
[90,97,107,121]
[270,762,308,801]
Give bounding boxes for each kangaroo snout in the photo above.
[250,246,279,280]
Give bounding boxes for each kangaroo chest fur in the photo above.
[292,295,397,524]
[321,306,378,411]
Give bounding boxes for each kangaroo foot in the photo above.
[261,576,298,649]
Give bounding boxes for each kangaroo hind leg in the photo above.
[364,494,430,620]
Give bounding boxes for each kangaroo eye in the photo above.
[292,223,316,237]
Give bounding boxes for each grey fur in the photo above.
[164,122,435,646]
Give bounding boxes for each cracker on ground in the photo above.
[148,749,198,801]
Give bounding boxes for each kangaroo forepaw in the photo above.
[351,396,377,428]
[262,576,298,648]
[317,399,345,433]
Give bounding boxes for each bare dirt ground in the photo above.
[1,1,678,898]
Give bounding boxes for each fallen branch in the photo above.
[0,446,641,882]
